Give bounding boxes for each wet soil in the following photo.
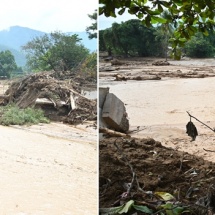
[99,137,215,213]
[0,122,97,215]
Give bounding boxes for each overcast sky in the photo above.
[0,0,97,32]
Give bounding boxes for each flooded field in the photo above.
[100,58,215,162]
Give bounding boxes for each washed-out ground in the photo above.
[0,122,97,215]
[100,58,215,162]
[99,57,215,211]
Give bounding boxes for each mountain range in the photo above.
[0,26,97,67]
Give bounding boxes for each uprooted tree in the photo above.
[22,31,90,72]
[99,0,215,59]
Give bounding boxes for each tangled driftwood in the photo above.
[3,72,96,124]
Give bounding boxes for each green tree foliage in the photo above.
[100,19,161,57]
[86,10,97,39]
[22,31,90,72]
[99,30,107,51]
[0,50,18,78]
[80,51,97,82]
[184,32,214,58]
[154,10,174,60]
[99,0,215,59]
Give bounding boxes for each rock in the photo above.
[102,93,129,132]
[99,87,109,109]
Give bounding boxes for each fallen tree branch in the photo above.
[114,138,137,196]
[128,126,146,134]
[113,138,150,198]
[203,148,215,153]
[192,177,215,185]
[187,111,215,133]
[70,88,89,100]
[99,127,131,138]
[0,95,9,99]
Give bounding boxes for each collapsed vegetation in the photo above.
[0,104,49,126]
[0,71,96,125]
[0,20,97,126]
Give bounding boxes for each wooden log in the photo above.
[99,127,131,138]
[70,93,76,110]
[0,95,9,99]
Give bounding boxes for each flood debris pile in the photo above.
[114,73,161,81]
[100,137,215,214]
[2,72,96,124]
[152,60,170,66]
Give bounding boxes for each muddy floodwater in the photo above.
[100,58,215,163]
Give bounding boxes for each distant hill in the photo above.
[0,44,26,67]
[0,26,97,67]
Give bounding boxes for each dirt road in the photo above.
[0,123,97,215]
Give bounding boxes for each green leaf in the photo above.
[99,205,125,214]
[129,6,140,14]
[194,5,201,13]
[155,192,175,201]
[137,12,144,19]
[147,9,161,15]
[172,206,186,214]
[118,200,134,214]
[160,1,170,7]
[158,4,163,13]
[179,38,187,42]
[203,29,209,36]
[160,203,187,215]
[151,16,167,24]
[145,15,152,27]
[133,204,153,214]
[125,0,131,7]
[138,0,147,4]
[169,38,176,42]
[118,8,125,15]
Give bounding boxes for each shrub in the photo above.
[0,105,49,126]
[184,33,214,58]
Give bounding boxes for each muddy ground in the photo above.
[100,137,215,214]
[99,57,215,213]
[0,122,97,215]
[100,57,215,81]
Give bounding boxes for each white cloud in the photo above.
[0,0,97,32]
